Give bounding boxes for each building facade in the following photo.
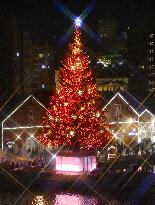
[14,38,54,95]
[96,77,128,92]
[0,15,18,98]
[103,92,155,147]
[0,15,55,99]
[147,32,155,91]
[98,14,118,41]
[2,95,47,159]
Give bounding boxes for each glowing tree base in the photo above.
[56,150,96,174]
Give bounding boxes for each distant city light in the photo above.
[41,65,46,69]
[16,52,20,57]
[74,17,82,27]
[41,84,45,89]
[119,61,123,65]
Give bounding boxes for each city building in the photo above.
[95,62,129,93]
[98,14,118,41]
[14,32,32,94]
[0,15,18,98]
[14,37,55,95]
[96,74,128,93]
[95,15,129,94]
[147,32,155,91]
[98,14,127,53]
[126,25,155,94]
[127,26,146,69]
[0,15,55,105]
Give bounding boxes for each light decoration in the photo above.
[3,125,44,130]
[103,92,155,144]
[128,118,134,124]
[16,135,21,139]
[70,131,75,136]
[41,64,46,69]
[96,112,100,118]
[55,193,99,205]
[30,134,34,138]
[56,155,96,172]
[97,57,111,67]
[1,94,47,151]
[16,52,20,57]
[138,136,142,143]
[33,195,45,205]
[2,95,47,123]
[37,27,111,149]
[78,90,83,95]
[72,115,77,119]
[103,92,139,116]
[74,17,82,27]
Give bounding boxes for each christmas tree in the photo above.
[38,27,111,150]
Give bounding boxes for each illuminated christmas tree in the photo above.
[38,26,111,150]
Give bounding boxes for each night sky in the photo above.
[1,0,155,39]
[0,0,155,107]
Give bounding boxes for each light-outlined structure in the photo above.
[1,95,47,159]
[103,92,155,145]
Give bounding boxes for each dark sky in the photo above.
[1,0,155,38]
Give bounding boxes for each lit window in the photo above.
[39,53,44,58]
[150,42,153,46]
[41,84,45,88]
[149,81,154,85]
[103,86,107,91]
[97,86,102,91]
[108,86,114,91]
[139,65,144,69]
[150,49,154,54]
[150,34,154,38]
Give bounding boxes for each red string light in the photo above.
[37,28,111,149]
